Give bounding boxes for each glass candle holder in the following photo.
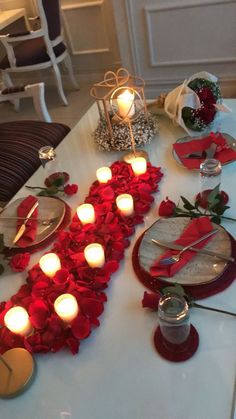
[199,158,222,203]
[116,194,134,216]
[54,294,79,324]
[96,167,112,184]
[38,145,62,178]
[131,157,147,176]
[158,294,190,344]
[39,253,61,278]
[77,204,95,225]
[4,307,32,337]
[84,243,105,268]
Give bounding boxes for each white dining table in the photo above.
[0,100,236,419]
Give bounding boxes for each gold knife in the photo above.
[11,201,39,246]
[151,238,234,263]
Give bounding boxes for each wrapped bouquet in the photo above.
[164,71,230,136]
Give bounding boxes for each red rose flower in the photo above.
[9,253,30,272]
[158,197,176,216]
[64,184,78,195]
[142,291,162,310]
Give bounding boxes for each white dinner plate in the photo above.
[0,196,65,248]
[138,217,232,286]
[172,132,236,170]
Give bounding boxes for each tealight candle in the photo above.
[96,167,112,184]
[84,243,105,268]
[131,157,147,176]
[54,294,79,324]
[116,194,134,216]
[117,89,135,118]
[77,203,95,225]
[39,253,61,278]
[4,307,32,336]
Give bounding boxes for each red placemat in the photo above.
[132,231,236,300]
[154,324,199,362]
[4,199,71,257]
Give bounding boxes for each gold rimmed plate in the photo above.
[138,217,232,286]
[172,132,236,171]
[0,197,65,248]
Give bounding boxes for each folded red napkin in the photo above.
[16,195,38,247]
[150,217,215,278]
[173,132,236,169]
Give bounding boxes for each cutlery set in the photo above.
[0,201,59,248]
[151,230,235,264]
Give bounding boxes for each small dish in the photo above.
[172,133,236,170]
[138,217,232,286]
[0,197,65,248]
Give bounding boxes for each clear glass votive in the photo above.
[199,158,222,201]
[158,294,190,344]
[38,145,61,178]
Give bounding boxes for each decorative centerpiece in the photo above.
[90,68,159,154]
[151,72,230,136]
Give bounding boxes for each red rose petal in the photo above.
[71,315,90,340]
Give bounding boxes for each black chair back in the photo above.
[42,0,61,41]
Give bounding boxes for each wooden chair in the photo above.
[0,0,78,106]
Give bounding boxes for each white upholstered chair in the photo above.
[0,0,77,106]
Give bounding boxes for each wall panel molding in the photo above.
[62,1,110,56]
[144,0,236,68]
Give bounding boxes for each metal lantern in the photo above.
[90,68,158,160]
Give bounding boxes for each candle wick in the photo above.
[0,355,13,373]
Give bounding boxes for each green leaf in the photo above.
[180,196,195,211]
[210,215,221,225]
[37,186,59,196]
[51,174,66,188]
[207,184,220,205]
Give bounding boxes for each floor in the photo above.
[0,80,94,128]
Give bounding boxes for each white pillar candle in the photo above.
[117,89,135,118]
[77,203,95,225]
[54,294,79,324]
[39,253,61,278]
[84,243,105,268]
[4,307,32,336]
[96,167,112,184]
[131,157,147,176]
[116,194,134,216]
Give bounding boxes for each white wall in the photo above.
[112,0,236,97]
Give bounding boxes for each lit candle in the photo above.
[96,167,112,184]
[84,243,105,268]
[4,307,32,336]
[117,89,135,118]
[77,203,95,225]
[131,157,147,176]
[116,194,134,216]
[39,253,61,278]
[54,294,79,324]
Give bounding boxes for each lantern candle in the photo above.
[96,167,112,184]
[54,294,79,324]
[4,307,32,336]
[117,89,135,118]
[84,243,105,268]
[39,253,61,278]
[77,203,95,225]
[116,194,134,216]
[131,157,147,176]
